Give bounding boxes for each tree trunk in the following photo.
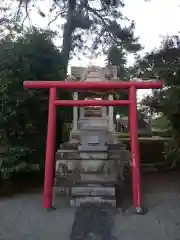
[61,21,74,78]
[61,0,76,77]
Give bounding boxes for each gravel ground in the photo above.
[0,194,75,240]
[113,172,180,240]
[1,172,180,240]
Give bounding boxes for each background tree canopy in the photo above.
[133,35,180,167]
[0,0,142,76]
[134,35,180,134]
[0,28,72,178]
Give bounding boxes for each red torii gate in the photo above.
[23,80,163,213]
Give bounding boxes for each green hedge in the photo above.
[61,122,71,143]
[117,132,153,138]
[117,132,130,137]
[122,138,171,164]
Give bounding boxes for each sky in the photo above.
[28,0,180,99]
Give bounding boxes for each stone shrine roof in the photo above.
[68,65,118,82]
[83,69,106,82]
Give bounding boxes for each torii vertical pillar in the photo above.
[43,88,56,210]
[129,86,143,214]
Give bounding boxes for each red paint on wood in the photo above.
[43,88,56,209]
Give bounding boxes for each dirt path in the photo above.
[0,172,180,240]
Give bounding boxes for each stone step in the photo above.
[72,128,110,133]
[108,150,131,160]
[56,151,79,160]
[71,186,115,196]
[80,152,107,160]
[56,152,108,160]
[56,149,108,154]
[70,196,116,207]
[54,180,117,187]
[56,157,128,163]
[108,144,127,150]
[60,143,78,150]
[70,160,110,173]
[56,159,109,170]
[78,148,108,152]
[56,158,121,161]
[55,160,125,180]
[79,127,109,132]
[57,149,78,153]
[72,180,117,186]
[79,173,116,182]
[78,145,107,152]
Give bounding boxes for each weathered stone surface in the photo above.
[79,152,107,160]
[70,197,116,207]
[79,118,109,129]
[71,66,86,79]
[71,186,115,196]
[56,151,80,161]
[57,159,109,173]
[73,173,116,182]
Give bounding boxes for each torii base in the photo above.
[46,206,56,212]
[134,205,148,215]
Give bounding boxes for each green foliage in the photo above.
[134,35,180,168]
[163,139,180,169]
[0,146,36,179]
[138,36,180,134]
[0,28,70,179]
[107,45,137,116]
[117,132,130,137]
[61,122,72,143]
[151,115,170,130]
[107,45,131,80]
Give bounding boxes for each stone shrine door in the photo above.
[83,97,105,118]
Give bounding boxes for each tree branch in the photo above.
[15,0,31,27]
[48,11,67,26]
[87,6,119,47]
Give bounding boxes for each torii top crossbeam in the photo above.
[23,80,163,90]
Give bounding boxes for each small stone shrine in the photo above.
[54,65,130,207]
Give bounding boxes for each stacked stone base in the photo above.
[54,139,130,207]
[70,184,116,207]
